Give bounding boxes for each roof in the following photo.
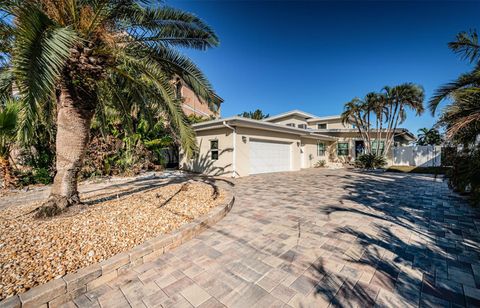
[262,110,318,122]
[192,116,337,141]
[264,109,342,123]
[306,115,342,122]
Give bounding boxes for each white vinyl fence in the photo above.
[393,145,442,167]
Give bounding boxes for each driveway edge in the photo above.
[1,181,235,308]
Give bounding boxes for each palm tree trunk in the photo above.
[385,106,402,156]
[36,84,95,217]
[0,156,15,189]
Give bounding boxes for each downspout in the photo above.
[222,121,236,178]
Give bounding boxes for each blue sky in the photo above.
[169,0,479,135]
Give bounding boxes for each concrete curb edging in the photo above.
[1,182,235,308]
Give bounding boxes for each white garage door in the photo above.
[249,139,291,174]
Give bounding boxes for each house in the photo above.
[175,77,223,118]
[180,109,415,177]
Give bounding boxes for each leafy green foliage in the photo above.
[342,83,424,156]
[417,127,443,146]
[239,109,269,120]
[446,147,480,206]
[0,99,18,158]
[314,160,326,168]
[354,153,387,169]
[2,0,220,182]
[429,29,480,145]
[428,29,480,206]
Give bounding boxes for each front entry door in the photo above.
[355,140,365,158]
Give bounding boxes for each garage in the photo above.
[249,139,292,174]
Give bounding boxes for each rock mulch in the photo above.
[0,180,225,300]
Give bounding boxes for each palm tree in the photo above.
[239,109,269,120]
[0,1,219,216]
[0,100,18,188]
[341,97,371,153]
[437,90,480,144]
[429,29,480,145]
[383,83,425,154]
[417,127,442,146]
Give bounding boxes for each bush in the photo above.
[15,167,53,187]
[355,153,387,169]
[314,160,326,168]
[446,147,480,206]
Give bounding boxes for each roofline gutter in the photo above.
[222,121,237,178]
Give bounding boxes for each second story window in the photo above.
[286,123,296,127]
[210,140,219,160]
[298,124,307,129]
[317,123,327,129]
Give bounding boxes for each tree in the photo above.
[0,99,18,188]
[429,29,480,145]
[239,109,269,120]
[383,83,425,154]
[0,0,219,216]
[342,83,424,157]
[417,128,442,146]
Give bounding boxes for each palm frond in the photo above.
[112,53,196,157]
[146,45,219,106]
[12,3,77,142]
[448,30,480,64]
[428,69,480,114]
[122,6,219,50]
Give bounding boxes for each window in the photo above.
[298,124,307,129]
[337,142,349,156]
[317,123,327,129]
[317,142,325,156]
[286,123,296,127]
[210,140,219,160]
[371,140,385,155]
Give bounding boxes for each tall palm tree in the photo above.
[341,97,371,153]
[383,83,425,154]
[0,99,18,188]
[429,29,480,145]
[0,0,219,216]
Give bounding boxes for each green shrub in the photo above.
[33,168,53,185]
[355,153,387,169]
[314,160,326,168]
[446,147,480,206]
[15,167,53,187]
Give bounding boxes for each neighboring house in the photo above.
[181,109,415,177]
[175,77,223,118]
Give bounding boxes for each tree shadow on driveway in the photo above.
[307,171,480,307]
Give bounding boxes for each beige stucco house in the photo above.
[180,110,415,177]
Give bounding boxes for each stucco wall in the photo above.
[300,138,331,168]
[267,115,308,128]
[180,127,234,176]
[307,118,352,129]
[184,125,337,177]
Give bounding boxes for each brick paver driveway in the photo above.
[66,169,480,308]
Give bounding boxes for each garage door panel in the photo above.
[250,139,291,174]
